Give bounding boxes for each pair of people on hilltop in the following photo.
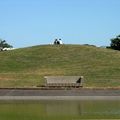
[54,39,63,45]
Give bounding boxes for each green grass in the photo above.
[0,44,120,88]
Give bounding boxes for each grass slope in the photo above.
[0,44,120,88]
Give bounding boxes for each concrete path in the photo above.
[0,89,120,100]
[0,96,120,100]
[0,89,120,96]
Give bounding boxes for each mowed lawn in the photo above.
[0,44,120,88]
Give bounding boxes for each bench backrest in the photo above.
[44,76,84,86]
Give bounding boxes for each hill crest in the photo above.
[0,44,120,88]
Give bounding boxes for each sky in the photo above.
[0,0,120,48]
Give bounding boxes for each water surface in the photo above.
[0,100,120,120]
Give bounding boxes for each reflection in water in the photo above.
[45,101,82,116]
[44,100,120,117]
[0,100,120,120]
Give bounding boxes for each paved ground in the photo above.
[0,88,119,100]
[0,96,120,100]
[0,88,120,96]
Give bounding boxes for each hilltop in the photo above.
[0,44,120,88]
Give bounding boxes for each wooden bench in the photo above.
[44,76,84,88]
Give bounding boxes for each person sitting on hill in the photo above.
[54,39,60,45]
[57,40,60,44]
[59,39,63,44]
[54,39,58,45]
[54,38,63,45]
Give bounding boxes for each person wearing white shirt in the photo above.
[59,39,63,44]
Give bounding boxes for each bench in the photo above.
[44,76,84,88]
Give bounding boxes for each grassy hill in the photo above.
[0,44,120,88]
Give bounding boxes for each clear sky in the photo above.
[0,0,120,48]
